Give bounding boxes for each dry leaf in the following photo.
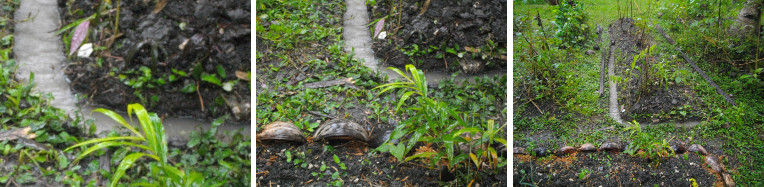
[153,0,167,14]
[235,70,250,81]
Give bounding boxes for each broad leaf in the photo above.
[373,18,385,39]
[69,21,90,56]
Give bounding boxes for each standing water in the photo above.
[14,0,249,142]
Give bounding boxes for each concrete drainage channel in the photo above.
[13,0,249,143]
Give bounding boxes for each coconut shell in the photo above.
[556,146,577,156]
[579,143,597,152]
[722,172,735,187]
[313,119,370,142]
[705,155,725,173]
[256,121,306,144]
[513,147,527,155]
[533,147,551,157]
[599,142,622,152]
[688,144,708,155]
[670,141,686,154]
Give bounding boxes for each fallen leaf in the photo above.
[153,0,167,14]
[235,70,250,81]
[69,20,90,56]
[464,47,479,53]
[373,18,385,39]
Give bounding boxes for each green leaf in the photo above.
[333,154,340,164]
[286,150,292,163]
[72,141,154,165]
[450,127,481,139]
[390,143,406,160]
[216,65,226,78]
[403,151,435,162]
[202,73,222,86]
[180,83,196,93]
[111,152,151,187]
[92,108,142,138]
[64,136,143,152]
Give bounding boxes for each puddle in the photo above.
[13,0,248,142]
[342,0,504,86]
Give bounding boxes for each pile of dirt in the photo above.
[59,0,250,123]
[368,0,507,73]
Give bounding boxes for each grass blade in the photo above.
[111,152,151,187]
[93,108,143,138]
[65,136,143,152]
[72,141,155,164]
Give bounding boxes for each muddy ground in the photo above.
[256,140,507,186]
[59,0,250,123]
[368,0,507,73]
[514,152,719,186]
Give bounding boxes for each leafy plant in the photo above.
[65,103,203,186]
[623,120,673,163]
[552,1,592,49]
[400,44,427,66]
[374,65,506,181]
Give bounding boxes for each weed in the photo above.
[623,120,673,163]
[375,65,506,181]
[65,103,202,186]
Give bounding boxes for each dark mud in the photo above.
[368,0,507,73]
[59,0,250,123]
[256,141,507,186]
[513,152,719,186]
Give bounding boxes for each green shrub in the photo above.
[552,2,592,49]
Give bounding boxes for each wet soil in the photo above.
[368,0,507,73]
[58,0,250,123]
[513,152,719,186]
[256,141,507,186]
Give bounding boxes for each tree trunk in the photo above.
[729,0,763,39]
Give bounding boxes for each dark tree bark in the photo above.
[729,0,763,38]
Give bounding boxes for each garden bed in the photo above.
[59,0,251,123]
[368,0,507,73]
